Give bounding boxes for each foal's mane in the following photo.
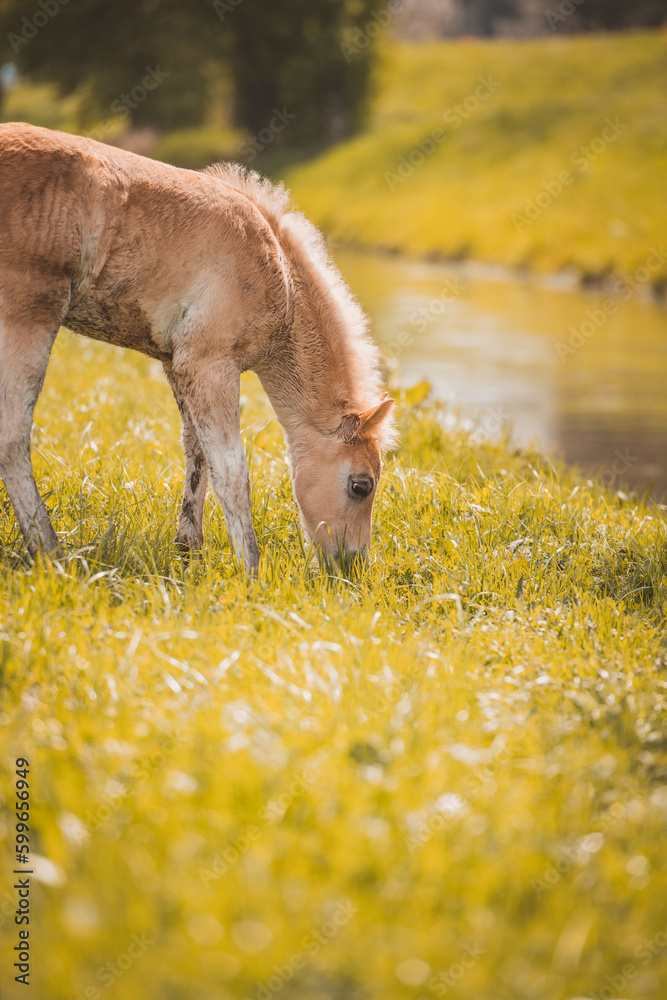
[204,162,397,451]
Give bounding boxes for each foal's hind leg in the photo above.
[0,315,63,556]
[163,363,209,550]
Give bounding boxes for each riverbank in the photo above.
[333,248,667,502]
[285,31,667,292]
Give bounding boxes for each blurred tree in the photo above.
[222,0,378,146]
[0,0,215,129]
[0,0,378,145]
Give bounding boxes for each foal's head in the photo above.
[292,397,395,566]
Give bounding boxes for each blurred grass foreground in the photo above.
[0,332,666,999]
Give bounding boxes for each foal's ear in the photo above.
[334,413,361,443]
[334,396,395,443]
[358,396,395,435]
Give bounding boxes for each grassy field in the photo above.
[0,333,666,999]
[286,32,667,289]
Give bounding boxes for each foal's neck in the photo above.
[255,301,354,453]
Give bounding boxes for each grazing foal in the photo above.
[0,124,396,571]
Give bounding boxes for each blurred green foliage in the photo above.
[0,0,213,129]
[0,0,377,143]
[0,18,666,997]
[0,78,80,131]
[150,123,244,170]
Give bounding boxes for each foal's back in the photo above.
[0,123,287,363]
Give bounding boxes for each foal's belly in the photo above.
[65,289,172,362]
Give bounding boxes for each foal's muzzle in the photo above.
[329,544,370,572]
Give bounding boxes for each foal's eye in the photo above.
[348,477,374,500]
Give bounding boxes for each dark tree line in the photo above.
[563,0,667,30]
[0,0,377,145]
[459,0,667,34]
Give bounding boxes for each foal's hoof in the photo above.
[175,536,203,561]
[243,544,260,579]
[29,542,66,567]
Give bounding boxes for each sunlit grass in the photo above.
[287,32,667,289]
[0,333,666,999]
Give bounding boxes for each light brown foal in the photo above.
[0,124,396,572]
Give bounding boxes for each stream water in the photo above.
[336,249,667,501]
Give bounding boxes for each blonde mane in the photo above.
[204,162,397,451]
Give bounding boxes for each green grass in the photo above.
[1,333,666,999]
[286,32,667,289]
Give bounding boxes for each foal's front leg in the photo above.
[166,359,260,573]
[0,294,67,557]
